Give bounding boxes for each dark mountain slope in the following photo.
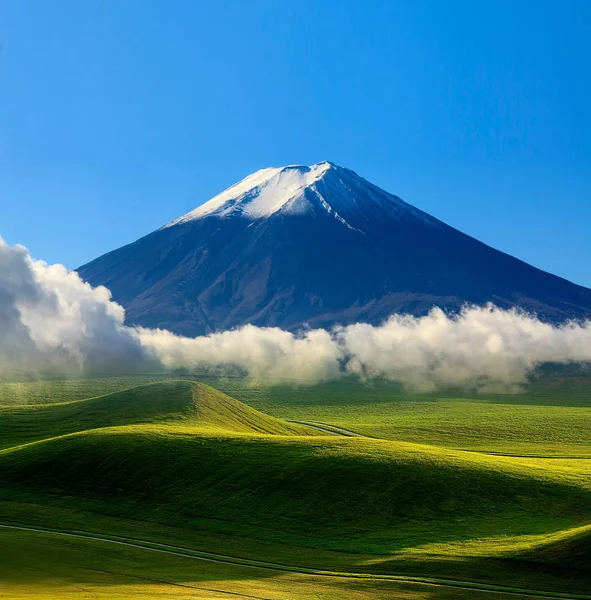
[78,162,591,335]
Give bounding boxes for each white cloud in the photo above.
[0,238,155,376]
[336,306,591,392]
[1,237,591,391]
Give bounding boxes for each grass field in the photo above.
[3,527,565,600]
[0,375,590,598]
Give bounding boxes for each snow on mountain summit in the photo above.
[165,161,334,227]
[164,161,441,231]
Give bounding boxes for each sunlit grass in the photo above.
[1,528,544,600]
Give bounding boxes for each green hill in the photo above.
[0,381,310,450]
[518,524,591,571]
[2,427,590,545]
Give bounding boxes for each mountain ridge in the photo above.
[77,162,591,335]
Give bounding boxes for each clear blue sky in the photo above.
[1,0,590,286]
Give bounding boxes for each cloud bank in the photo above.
[2,237,591,391]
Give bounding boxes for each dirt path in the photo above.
[0,523,587,600]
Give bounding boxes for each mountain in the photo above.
[77,161,591,336]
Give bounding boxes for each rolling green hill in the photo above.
[0,380,311,450]
[519,524,591,571]
[1,378,590,598]
[4,374,591,455]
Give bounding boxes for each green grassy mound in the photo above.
[0,381,310,450]
[1,424,590,555]
[518,524,591,571]
[3,375,591,454]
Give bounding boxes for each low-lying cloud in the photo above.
[0,238,157,377]
[2,237,591,391]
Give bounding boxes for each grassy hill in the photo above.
[519,524,591,571]
[4,374,591,455]
[0,380,310,450]
[1,377,591,597]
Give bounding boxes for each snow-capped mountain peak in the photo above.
[165,161,336,227]
[79,162,591,336]
[163,160,442,233]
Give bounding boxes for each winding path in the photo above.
[0,523,588,600]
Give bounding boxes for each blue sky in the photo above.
[1,0,590,286]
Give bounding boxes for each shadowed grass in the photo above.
[518,524,591,571]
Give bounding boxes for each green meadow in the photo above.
[0,376,590,598]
